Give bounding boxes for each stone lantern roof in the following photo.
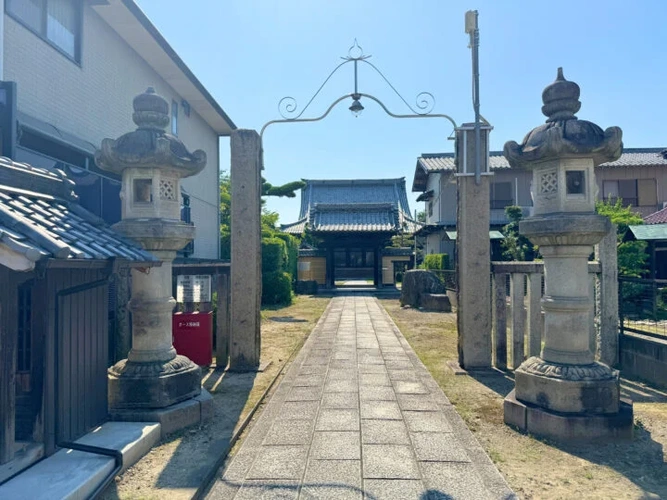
[95,88,206,177]
[504,68,623,168]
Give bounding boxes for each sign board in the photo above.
[177,274,212,303]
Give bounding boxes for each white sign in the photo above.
[177,274,212,303]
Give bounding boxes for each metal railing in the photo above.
[619,276,667,340]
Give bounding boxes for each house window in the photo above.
[171,100,179,136]
[7,0,82,62]
[490,182,513,209]
[602,179,656,207]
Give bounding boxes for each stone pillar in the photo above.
[456,123,493,369]
[96,88,208,413]
[502,69,632,440]
[229,130,262,371]
[596,223,619,366]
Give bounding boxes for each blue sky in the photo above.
[136,0,667,224]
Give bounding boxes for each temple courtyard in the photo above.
[103,295,667,500]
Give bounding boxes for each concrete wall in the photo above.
[425,173,441,224]
[297,257,326,284]
[620,333,667,389]
[381,255,410,284]
[4,7,220,258]
[438,173,457,225]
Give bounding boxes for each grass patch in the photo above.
[379,298,667,500]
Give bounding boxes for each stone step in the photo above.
[0,421,160,500]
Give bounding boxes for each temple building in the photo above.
[281,178,418,288]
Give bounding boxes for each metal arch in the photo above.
[260,92,457,140]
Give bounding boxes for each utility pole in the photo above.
[465,10,481,185]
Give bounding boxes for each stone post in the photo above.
[502,69,632,440]
[456,123,493,369]
[229,130,262,370]
[96,88,208,414]
[596,223,619,366]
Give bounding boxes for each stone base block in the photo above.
[111,389,213,438]
[108,355,202,409]
[515,357,619,413]
[420,293,452,312]
[504,389,633,441]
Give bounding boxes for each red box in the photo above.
[172,311,213,366]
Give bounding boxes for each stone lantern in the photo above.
[503,69,633,439]
[96,88,207,412]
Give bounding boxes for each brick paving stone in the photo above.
[359,386,396,401]
[396,394,440,411]
[359,373,392,387]
[324,379,359,393]
[234,480,300,500]
[411,432,472,462]
[361,419,410,445]
[393,380,429,394]
[263,419,314,446]
[321,392,359,409]
[245,446,308,479]
[362,479,424,500]
[292,375,326,387]
[328,369,358,380]
[286,386,323,402]
[276,401,320,421]
[357,365,387,374]
[362,444,420,479]
[387,369,419,382]
[420,462,493,500]
[316,409,360,431]
[302,460,363,500]
[360,400,402,420]
[403,411,454,433]
[311,431,361,460]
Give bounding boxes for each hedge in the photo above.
[262,271,293,305]
[422,253,450,270]
[262,237,287,273]
[273,232,299,281]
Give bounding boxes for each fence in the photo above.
[490,261,605,370]
[619,276,667,340]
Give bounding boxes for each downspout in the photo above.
[51,259,122,499]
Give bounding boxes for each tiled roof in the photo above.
[281,218,307,235]
[417,148,667,173]
[283,178,417,235]
[644,206,667,225]
[311,203,397,233]
[0,157,157,264]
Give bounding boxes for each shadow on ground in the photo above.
[100,367,256,498]
[471,366,667,498]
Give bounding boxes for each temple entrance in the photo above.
[333,247,377,287]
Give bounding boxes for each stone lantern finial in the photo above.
[132,87,170,130]
[504,68,622,169]
[541,67,581,122]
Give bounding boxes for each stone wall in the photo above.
[620,333,667,389]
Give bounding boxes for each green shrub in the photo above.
[262,271,293,305]
[423,253,450,270]
[274,233,299,281]
[262,238,287,273]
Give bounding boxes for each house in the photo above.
[281,178,417,288]
[0,0,236,259]
[412,148,667,257]
[0,156,156,483]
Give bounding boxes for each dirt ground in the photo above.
[101,296,330,500]
[380,298,667,500]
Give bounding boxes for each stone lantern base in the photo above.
[108,355,202,409]
[504,389,633,441]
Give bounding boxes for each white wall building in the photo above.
[1,0,235,259]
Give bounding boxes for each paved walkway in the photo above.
[207,297,514,500]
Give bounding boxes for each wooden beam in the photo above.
[0,301,17,464]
